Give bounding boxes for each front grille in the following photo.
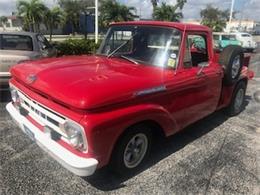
[17,90,68,137]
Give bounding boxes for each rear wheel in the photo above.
[110,124,152,175]
[225,81,246,116]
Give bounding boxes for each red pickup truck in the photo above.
[6,21,253,176]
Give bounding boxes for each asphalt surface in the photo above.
[0,48,260,195]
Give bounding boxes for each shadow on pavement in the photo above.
[0,90,11,103]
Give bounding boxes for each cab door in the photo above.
[166,32,222,129]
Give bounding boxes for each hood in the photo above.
[11,55,167,110]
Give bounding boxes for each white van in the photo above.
[232,32,257,52]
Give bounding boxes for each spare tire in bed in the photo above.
[219,45,244,85]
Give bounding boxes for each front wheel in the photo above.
[110,124,152,175]
[225,81,246,116]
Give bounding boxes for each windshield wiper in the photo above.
[107,33,137,58]
[119,55,139,64]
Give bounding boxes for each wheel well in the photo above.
[137,120,166,139]
[118,120,166,141]
[109,120,165,163]
[237,77,248,88]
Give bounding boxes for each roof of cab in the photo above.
[0,31,38,36]
[110,21,211,32]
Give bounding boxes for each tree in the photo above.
[100,0,136,28]
[152,0,187,22]
[0,16,8,30]
[200,5,231,32]
[58,0,97,35]
[151,0,159,10]
[45,7,64,41]
[58,0,81,34]
[17,0,47,32]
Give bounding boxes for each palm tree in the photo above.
[58,0,81,34]
[200,5,229,32]
[100,0,136,28]
[152,1,186,22]
[151,0,159,10]
[17,0,47,32]
[45,7,64,41]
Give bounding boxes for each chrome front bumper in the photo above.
[6,102,98,176]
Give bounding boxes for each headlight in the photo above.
[10,85,21,108]
[62,120,87,152]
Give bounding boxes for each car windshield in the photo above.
[98,25,182,68]
[222,35,236,40]
[241,33,251,37]
[0,34,33,51]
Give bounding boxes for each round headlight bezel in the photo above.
[62,120,88,152]
[10,85,21,108]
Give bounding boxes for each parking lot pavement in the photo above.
[0,50,260,195]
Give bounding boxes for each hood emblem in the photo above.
[26,74,37,84]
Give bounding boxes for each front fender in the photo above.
[81,104,178,167]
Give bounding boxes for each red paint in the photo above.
[9,21,253,169]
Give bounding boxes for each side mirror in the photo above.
[41,45,47,50]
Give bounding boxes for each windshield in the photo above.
[98,25,182,68]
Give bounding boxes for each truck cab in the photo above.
[6,21,253,176]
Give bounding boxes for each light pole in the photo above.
[228,0,235,32]
[95,0,98,44]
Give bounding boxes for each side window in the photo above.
[1,34,33,51]
[183,34,209,68]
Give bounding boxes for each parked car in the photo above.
[231,32,257,52]
[6,21,254,177]
[0,32,56,88]
[213,32,241,50]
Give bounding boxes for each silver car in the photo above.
[0,31,56,88]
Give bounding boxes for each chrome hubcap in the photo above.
[123,133,148,168]
[231,56,241,79]
[234,88,244,113]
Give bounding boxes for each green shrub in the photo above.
[55,39,101,56]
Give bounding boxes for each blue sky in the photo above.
[0,0,259,21]
[117,0,259,20]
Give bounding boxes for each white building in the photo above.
[225,19,259,33]
[0,15,23,32]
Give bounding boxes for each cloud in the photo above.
[0,0,56,16]
[124,0,259,21]
[239,0,260,21]
[0,0,17,15]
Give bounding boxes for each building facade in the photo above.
[0,15,23,31]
